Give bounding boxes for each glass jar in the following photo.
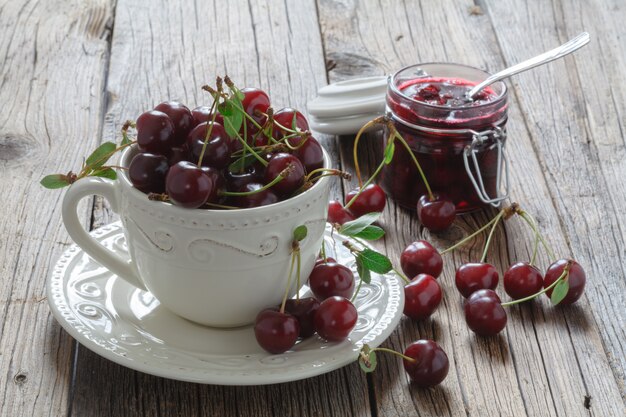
[381,63,509,212]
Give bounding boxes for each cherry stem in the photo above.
[197,98,219,168]
[501,263,571,307]
[393,267,412,285]
[530,224,539,266]
[352,117,385,187]
[440,214,501,255]
[391,130,434,200]
[518,210,556,261]
[480,210,505,263]
[279,251,297,314]
[305,168,350,183]
[350,275,363,303]
[320,239,327,260]
[371,347,416,363]
[219,167,290,196]
[343,158,385,211]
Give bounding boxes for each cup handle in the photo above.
[62,177,147,291]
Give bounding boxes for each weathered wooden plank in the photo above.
[0,0,115,416]
[317,0,625,416]
[482,0,626,399]
[69,1,367,416]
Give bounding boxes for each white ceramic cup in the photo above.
[62,146,331,327]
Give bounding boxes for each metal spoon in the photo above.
[467,32,590,99]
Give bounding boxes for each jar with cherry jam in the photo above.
[381,63,509,212]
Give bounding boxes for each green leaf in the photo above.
[40,174,70,189]
[228,153,257,172]
[91,167,117,180]
[355,255,371,284]
[231,85,245,101]
[217,100,234,116]
[120,131,131,146]
[293,225,308,242]
[383,140,395,164]
[358,249,392,274]
[291,112,298,131]
[86,142,116,169]
[338,212,381,236]
[221,97,244,138]
[352,225,385,241]
[550,279,569,305]
[358,345,377,373]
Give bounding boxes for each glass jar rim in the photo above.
[389,62,508,110]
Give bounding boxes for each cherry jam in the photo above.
[381,63,508,212]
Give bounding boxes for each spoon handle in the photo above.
[468,32,590,98]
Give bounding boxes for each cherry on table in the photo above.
[232,182,279,208]
[314,296,358,341]
[503,262,544,300]
[308,262,355,300]
[464,289,507,337]
[165,161,214,208]
[264,153,305,196]
[400,240,443,279]
[345,184,387,217]
[403,340,449,387]
[128,153,169,194]
[544,259,586,305]
[288,136,324,174]
[191,105,224,127]
[403,274,442,320]
[254,309,300,354]
[186,122,232,169]
[273,107,309,139]
[154,101,193,145]
[455,262,499,298]
[327,200,355,225]
[136,110,176,155]
[417,193,456,232]
[285,297,320,339]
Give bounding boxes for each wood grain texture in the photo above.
[0,0,114,416]
[69,1,367,416]
[317,0,625,416]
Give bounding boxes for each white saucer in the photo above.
[47,222,404,385]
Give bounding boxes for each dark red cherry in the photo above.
[403,274,442,320]
[233,182,278,208]
[417,194,456,232]
[308,262,355,300]
[327,200,355,225]
[136,110,176,155]
[200,166,224,203]
[400,241,443,278]
[165,161,213,208]
[455,262,499,298]
[254,309,300,354]
[128,153,169,194]
[287,136,324,173]
[503,262,544,300]
[154,101,193,145]
[186,122,232,169]
[241,87,271,131]
[544,259,586,305]
[273,107,309,139]
[264,153,305,196]
[285,298,320,339]
[403,340,449,387]
[224,165,259,190]
[167,146,189,166]
[191,106,224,127]
[464,289,507,336]
[314,296,358,341]
[345,184,387,217]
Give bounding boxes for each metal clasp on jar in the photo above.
[463,126,510,207]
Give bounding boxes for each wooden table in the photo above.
[2,0,625,416]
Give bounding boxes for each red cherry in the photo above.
[308,262,355,300]
[128,153,169,194]
[403,340,449,387]
[345,184,386,217]
[288,136,324,174]
[136,110,176,155]
[167,146,189,166]
[417,194,456,232]
[327,200,355,225]
[232,182,278,208]
[254,309,300,354]
[464,289,507,336]
[273,107,309,139]
[400,241,443,278]
[200,166,224,203]
[285,297,320,339]
[165,161,213,208]
[403,274,442,320]
[154,101,193,145]
[191,106,224,127]
[241,87,270,132]
[503,262,544,300]
[264,153,305,196]
[224,165,260,190]
[455,262,499,298]
[313,296,358,341]
[544,259,586,305]
[186,122,232,169]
